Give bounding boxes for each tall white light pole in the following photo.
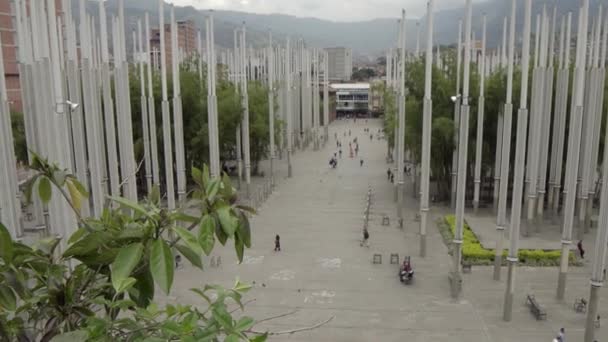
[585,7,605,233]
[286,37,293,178]
[503,0,532,321]
[137,20,152,193]
[207,14,220,178]
[557,0,589,301]
[159,0,176,210]
[493,0,517,281]
[118,0,137,201]
[549,14,566,216]
[145,13,160,186]
[419,0,434,258]
[268,31,275,186]
[171,6,186,204]
[493,16,508,213]
[396,10,406,220]
[450,20,462,209]
[536,8,556,223]
[234,29,243,188]
[473,15,487,213]
[585,17,608,342]
[323,50,329,144]
[551,13,572,219]
[240,24,252,198]
[452,0,472,299]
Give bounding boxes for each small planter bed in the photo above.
[439,215,577,266]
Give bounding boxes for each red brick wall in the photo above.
[0,0,62,113]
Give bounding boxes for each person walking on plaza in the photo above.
[387,168,392,180]
[339,149,342,158]
[360,229,369,247]
[274,235,281,252]
[577,240,585,259]
[360,159,364,167]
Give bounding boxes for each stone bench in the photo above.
[526,294,546,320]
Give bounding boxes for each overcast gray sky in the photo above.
[170,0,467,21]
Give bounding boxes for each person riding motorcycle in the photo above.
[400,260,414,281]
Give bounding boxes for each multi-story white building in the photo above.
[325,47,352,82]
[330,83,369,117]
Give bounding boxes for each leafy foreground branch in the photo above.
[0,154,330,341]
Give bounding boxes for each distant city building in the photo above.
[330,83,369,117]
[0,0,62,113]
[150,19,197,70]
[325,47,352,82]
[369,80,384,116]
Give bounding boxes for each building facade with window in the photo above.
[326,47,352,82]
[150,19,197,70]
[330,83,369,117]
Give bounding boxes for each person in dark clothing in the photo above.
[360,229,369,247]
[390,173,395,183]
[275,235,281,251]
[577,240,585,259]
[387,168,392,180]
[360,159,364,167]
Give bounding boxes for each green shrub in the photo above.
[443,215,575,266]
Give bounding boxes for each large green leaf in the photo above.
[175,244,203,269]
[206,179,220,199]
[217,205,238,237]
[107,196,149,217]
[63,232,109,258]
[237,213,251,248]
[52,170,67,186]
[149,239,174,294]
[221,173,235,198]
[49,331,89,342]
[212,304,233,330]
[66,181,82,211]
[114,277,137,293]
[234,317,254,332]
[148,185,161,205]
[38,177,52,203]
[32,236,61,255]
[69,178,89,197]
[0,284,16,311]
[129,268,155,308]
[192,167,204,187]
[174,227,203,255]
[235,237,244,264]
[202,165,210,186]
[0,222,13,262]
[224,335,239,342]
[198,216,215,255]
[111,243,144,292]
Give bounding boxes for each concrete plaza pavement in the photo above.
[168,119,608,341]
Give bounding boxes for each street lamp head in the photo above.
[450,94,461,103]
[55,100,80,114]
[66,100,80,111]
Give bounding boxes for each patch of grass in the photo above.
[439,215,577,266]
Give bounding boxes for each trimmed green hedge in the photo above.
[443,215,576,266]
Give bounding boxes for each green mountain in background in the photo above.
[73,0,592,59]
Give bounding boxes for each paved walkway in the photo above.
[169,119,608,342]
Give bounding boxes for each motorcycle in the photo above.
[399,256,414,285]
[399,269,414,284]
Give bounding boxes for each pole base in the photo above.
[419,234,426,257]
[557,271,567,300]
[493,255,502,281]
